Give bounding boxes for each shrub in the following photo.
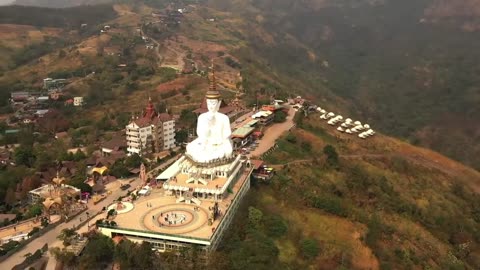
[264,215,288,238]
[28,227,40,237]
[301,238,319,258]
[310,194,348,217]
[286,134,297,143]
[323,145,339,166]
[273,110,287,123]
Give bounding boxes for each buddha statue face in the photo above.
[207,98,221,113]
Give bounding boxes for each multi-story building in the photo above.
[126,99,175,156]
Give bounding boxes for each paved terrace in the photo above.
[173,173,228,189]
[109,167,251,240]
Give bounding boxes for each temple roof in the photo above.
[131,99,174,127]
[143,97,158,119]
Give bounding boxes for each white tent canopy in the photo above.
[156,159,181,180]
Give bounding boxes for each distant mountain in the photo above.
[0,0,14,6]
[13,0,111,8]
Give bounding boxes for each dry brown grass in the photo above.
[304,116,480,193]
[260,191,379,270]
[0,24,62,49]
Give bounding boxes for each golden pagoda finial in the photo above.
[206,60,220,99]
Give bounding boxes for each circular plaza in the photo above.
[141,202,209,235]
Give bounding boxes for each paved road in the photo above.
[250,107,295,157]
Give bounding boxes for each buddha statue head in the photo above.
[207,98,221,113]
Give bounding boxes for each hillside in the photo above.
[203,0,480,170]
[217,113,480,269]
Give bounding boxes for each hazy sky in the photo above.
[0,0,13,5]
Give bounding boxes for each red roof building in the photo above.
[126,98,176,156]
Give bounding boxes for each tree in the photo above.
[28,227,40,237]
[96,116,112,132]
[175,129,189,144]
[34,147,53,170]
[230,231,279,270]
[57,228,78,246]
[109,160,130,178]
[273,110,287,123]
[58,50,66,58]
[135,242,155,269]
[264,215,288,238]
[248,207,263,230]
[286,133,297,143]
[26,204,43,218]
[70,182,92,193]
[37,110,70,135]
[50,247,76,268]
[79,233,114,269]
[14,146,36,167]
[125,154,142,169]
[294,111,304,127]
[4,187,16,205]
[323,145,339,166]
[96,39,105,56]
[73,150,86,161]
[179,109,197,128]
[301,238,319,259]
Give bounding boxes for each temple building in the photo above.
[126,98,176,156]
[99,64,253,254]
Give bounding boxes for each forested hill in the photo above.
[0,4,117,27]
[207,0,480,170]
[12,0,111,8]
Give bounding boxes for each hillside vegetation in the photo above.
[205,0,480,170]
[218,113,480,269]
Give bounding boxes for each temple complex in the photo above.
[99,64,253,253]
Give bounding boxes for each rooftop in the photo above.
[29,184,81,198]
[106,162,252,240]
[231,126,255,138]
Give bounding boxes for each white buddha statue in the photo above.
[186,78,233,163]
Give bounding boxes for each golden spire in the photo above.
[206,60,221,99]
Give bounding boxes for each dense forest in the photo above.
[208,0,480,170]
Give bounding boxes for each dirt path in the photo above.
[140,28,163,66]
[249,107,296,157]
[160,45,185,71]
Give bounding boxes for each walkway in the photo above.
[0,216,60,241]
[249,107,296,157]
